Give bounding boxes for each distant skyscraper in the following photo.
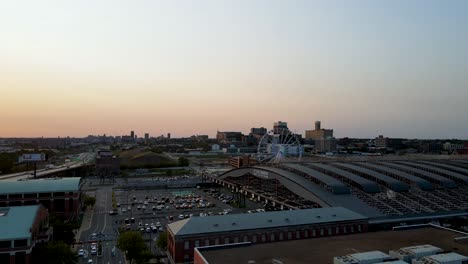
[273,121,288,131]
[144,133,149,141]
[315,121,321,130]
[130,131,135,139]
[167,133,171,139]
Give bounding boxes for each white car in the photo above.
[122,208,127,213]
[88,260,93,264]
[178,214,184,219]
[90,248,97,255]
[78,249,85,257]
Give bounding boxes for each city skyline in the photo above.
[1,1,468,139]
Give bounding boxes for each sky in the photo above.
[1,0,467,139]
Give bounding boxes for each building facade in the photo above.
[305,121,334,141]
[167,207,368,263]
[0,178,82,220]
[95,150,120,179]
[0,205,50,264]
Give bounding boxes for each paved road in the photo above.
[78,186,125,264]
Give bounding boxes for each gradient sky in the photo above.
[1,1,467,139]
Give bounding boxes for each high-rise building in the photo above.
[144,133,149,141]
[167,133,171,139]
[315,137,337,153]
[250,127,267,135]
[130,131,135,139]
[273,121,288,130]
[315,121,321,130]
[305,121,333,141]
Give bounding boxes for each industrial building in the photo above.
[95,150,120,180]
[168,207,368,263]
[193,227,468,264]
[305,121,334,141]
[334,251,393,264]
[206,159,468,219]
[0,177,82,220]
[0,205,50,264]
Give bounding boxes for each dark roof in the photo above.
[307,163,381,193]
[333,163,409,192]
[168,207,367,236]
[0,177,82,195]
[282,163,350,194]
[397,161,468,184]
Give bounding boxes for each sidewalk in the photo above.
[76,206,94,242]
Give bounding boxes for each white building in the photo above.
[334,251,393,264]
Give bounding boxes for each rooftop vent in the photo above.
[213,224,218,227]
[268,219,272,223]
[232,222,236,226]
[316,216,321,218]
[332,214,337,217]
[285,218,289,221]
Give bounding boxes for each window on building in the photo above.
[327,228,332,235]
[215,238,220,245]
[0,241,11,249]
[252,235,257,243]
[204,240,210,246]
[24,193,37,199]
[312,229,316,237]
[9,194,22,199]
[296,231,300,239]
[14,239,27,248]
[23,200,37,206]
[243,236,248,242]
[287,232,292,240]
[9,201,22,206]
[69,199,74,210]
[304,230,309,238]
[184,241,189,250]
[15,251,26,264]
[320,229,324,236]
[0,195,6,200]
[351,226,354,233]
[39,193,51,198]
[194,240,200,248]
[336,227,340,234]
[224,237,229,244]
[184,255,189,261]
[0,253,9,264]
[53,192,65,197]
[233,237,239,243]
[279,232,284,240]
[261,234,266,242]
[358,224,362,232]
[343,226,347,233]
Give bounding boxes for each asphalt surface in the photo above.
[78,186,125,264]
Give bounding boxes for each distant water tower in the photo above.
[315,121,321,131]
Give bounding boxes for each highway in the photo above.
[0,152,95,181]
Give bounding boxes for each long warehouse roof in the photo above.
[397,161,468,184]
[0,177,82,195]
[333,163,409,192]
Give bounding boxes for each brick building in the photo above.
[167,207,368,263]
[0,178,82,220]
[0,205,50,264]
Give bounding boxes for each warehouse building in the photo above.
[0,205,50,264]
[0,177,82,220]
[168,207,368,263]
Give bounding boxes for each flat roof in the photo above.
[198,227,468,264]
[423,252,468,262]
[0,177,81,195]
[0,205,40,240]
[168,207,367,237]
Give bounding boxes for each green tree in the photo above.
[178,157,189,167]
[83,196,96,208]
[156,230,168,251]
[32,241,78,264]
[117,231,151,264]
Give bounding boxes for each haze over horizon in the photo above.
[1,1,467,139]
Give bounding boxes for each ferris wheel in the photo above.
[257,128,303,163]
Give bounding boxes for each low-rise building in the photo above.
[0,205,50,264]
[389,245,443,262]
[412,252,468,264]
[334,251,393,264]
[168,207,368,263]
[0,178,82,220]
